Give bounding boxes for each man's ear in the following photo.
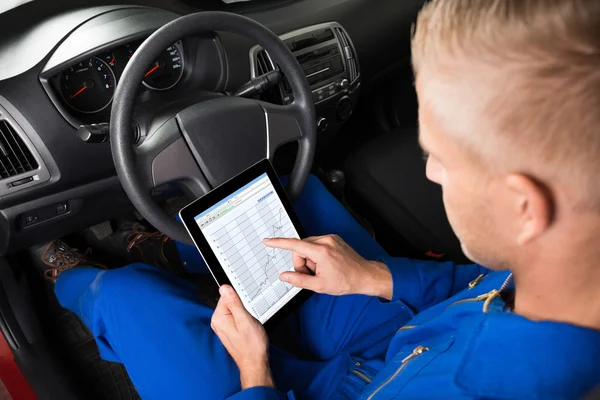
[505,174,554,246]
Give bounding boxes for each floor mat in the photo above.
[53,310,140,400]
[26,240,140,400]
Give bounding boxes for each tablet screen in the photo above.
[194,173,302,323]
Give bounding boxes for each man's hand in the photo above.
[263,235,393,300]
[211,285,275,390]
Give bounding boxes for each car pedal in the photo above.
[87,221,113,241]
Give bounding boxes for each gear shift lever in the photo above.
[324,169,347,202]
[322,168,376,238]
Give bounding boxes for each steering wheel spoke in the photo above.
[256,100,304,159]
[179,179,209,198]
[134,117,210,194]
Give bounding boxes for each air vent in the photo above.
[256,49,275,76]
[336,28,359,83]
[0,120,38,179]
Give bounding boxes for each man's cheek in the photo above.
[441,191,460,230]
[444,183,472,230]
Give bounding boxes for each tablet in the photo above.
[179,159,312,328]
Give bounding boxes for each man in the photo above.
[52,0,600,398]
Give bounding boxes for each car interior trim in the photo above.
[0,102,51,197]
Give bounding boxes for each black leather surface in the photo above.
[110,11,316,245]
[346,129,467,261]
[176,97,268,187]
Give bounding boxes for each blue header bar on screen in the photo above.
[195,173,269,220]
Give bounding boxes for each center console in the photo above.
[250,22,361,135]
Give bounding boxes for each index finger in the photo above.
[263,238,322,260]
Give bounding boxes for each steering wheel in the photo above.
[110,12,317,246]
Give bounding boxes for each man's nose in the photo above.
[425,157,442,185]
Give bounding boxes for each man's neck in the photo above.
[512,255,600,331]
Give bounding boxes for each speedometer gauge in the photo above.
[59,57,116,114]
[127,41,184,91]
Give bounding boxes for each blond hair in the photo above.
[412,0,600,210]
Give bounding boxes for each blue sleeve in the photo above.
[226,387,295,400]
[379,256,490,312]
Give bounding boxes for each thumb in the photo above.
[219,285,248,320]
[280,271,319,291]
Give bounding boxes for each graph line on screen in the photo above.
[212,195,296,306]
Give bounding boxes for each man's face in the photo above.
[416,77,515,270]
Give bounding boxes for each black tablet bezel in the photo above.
[179,159,312,331]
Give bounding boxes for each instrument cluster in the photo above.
[53,40,184,114]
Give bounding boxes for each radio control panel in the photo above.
[250,22,361,135]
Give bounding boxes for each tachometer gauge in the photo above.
[59,57,116,114]
[100,51,116,68]
[127,40,184,91]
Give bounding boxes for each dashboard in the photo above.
[0,0,424,255]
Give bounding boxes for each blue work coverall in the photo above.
[55,176,600,399]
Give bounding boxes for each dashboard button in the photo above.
[317,118,328,133]
[23,213,39,227]
[56,202,68,215]
[337,96,353,122]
